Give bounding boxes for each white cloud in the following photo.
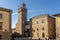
[12,12,18,16]
[12,10,40,16]
[12,12,18,28]
[12,20,17,28]
[28,10,40,13]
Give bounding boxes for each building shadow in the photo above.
[0,29,12,40]
[11,32,22,40]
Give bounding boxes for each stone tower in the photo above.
[16,3,27,36]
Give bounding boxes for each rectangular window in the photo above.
[0,22,2,30]
[42,20,44,23]
[0,14,2,19]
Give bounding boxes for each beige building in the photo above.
[54,14,60,39]
[16,3,27,36]
[31,14,56,39]
[0,7,12,40]
[12,28,16,33]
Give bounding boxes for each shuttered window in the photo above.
[0,14,2,19]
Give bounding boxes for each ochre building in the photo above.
[54,14,60,39]
[0,7,12,40]
[31,14,56,39]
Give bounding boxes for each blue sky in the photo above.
[0,0,60,28]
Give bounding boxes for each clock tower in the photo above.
[16,3,27,36]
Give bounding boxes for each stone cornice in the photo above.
[0,7,12,13]
[32,14,55,20]
[53,13,60,16]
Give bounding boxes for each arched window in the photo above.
[37,28,38,31]
[42,27,44,30]
[42,32,45,38]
